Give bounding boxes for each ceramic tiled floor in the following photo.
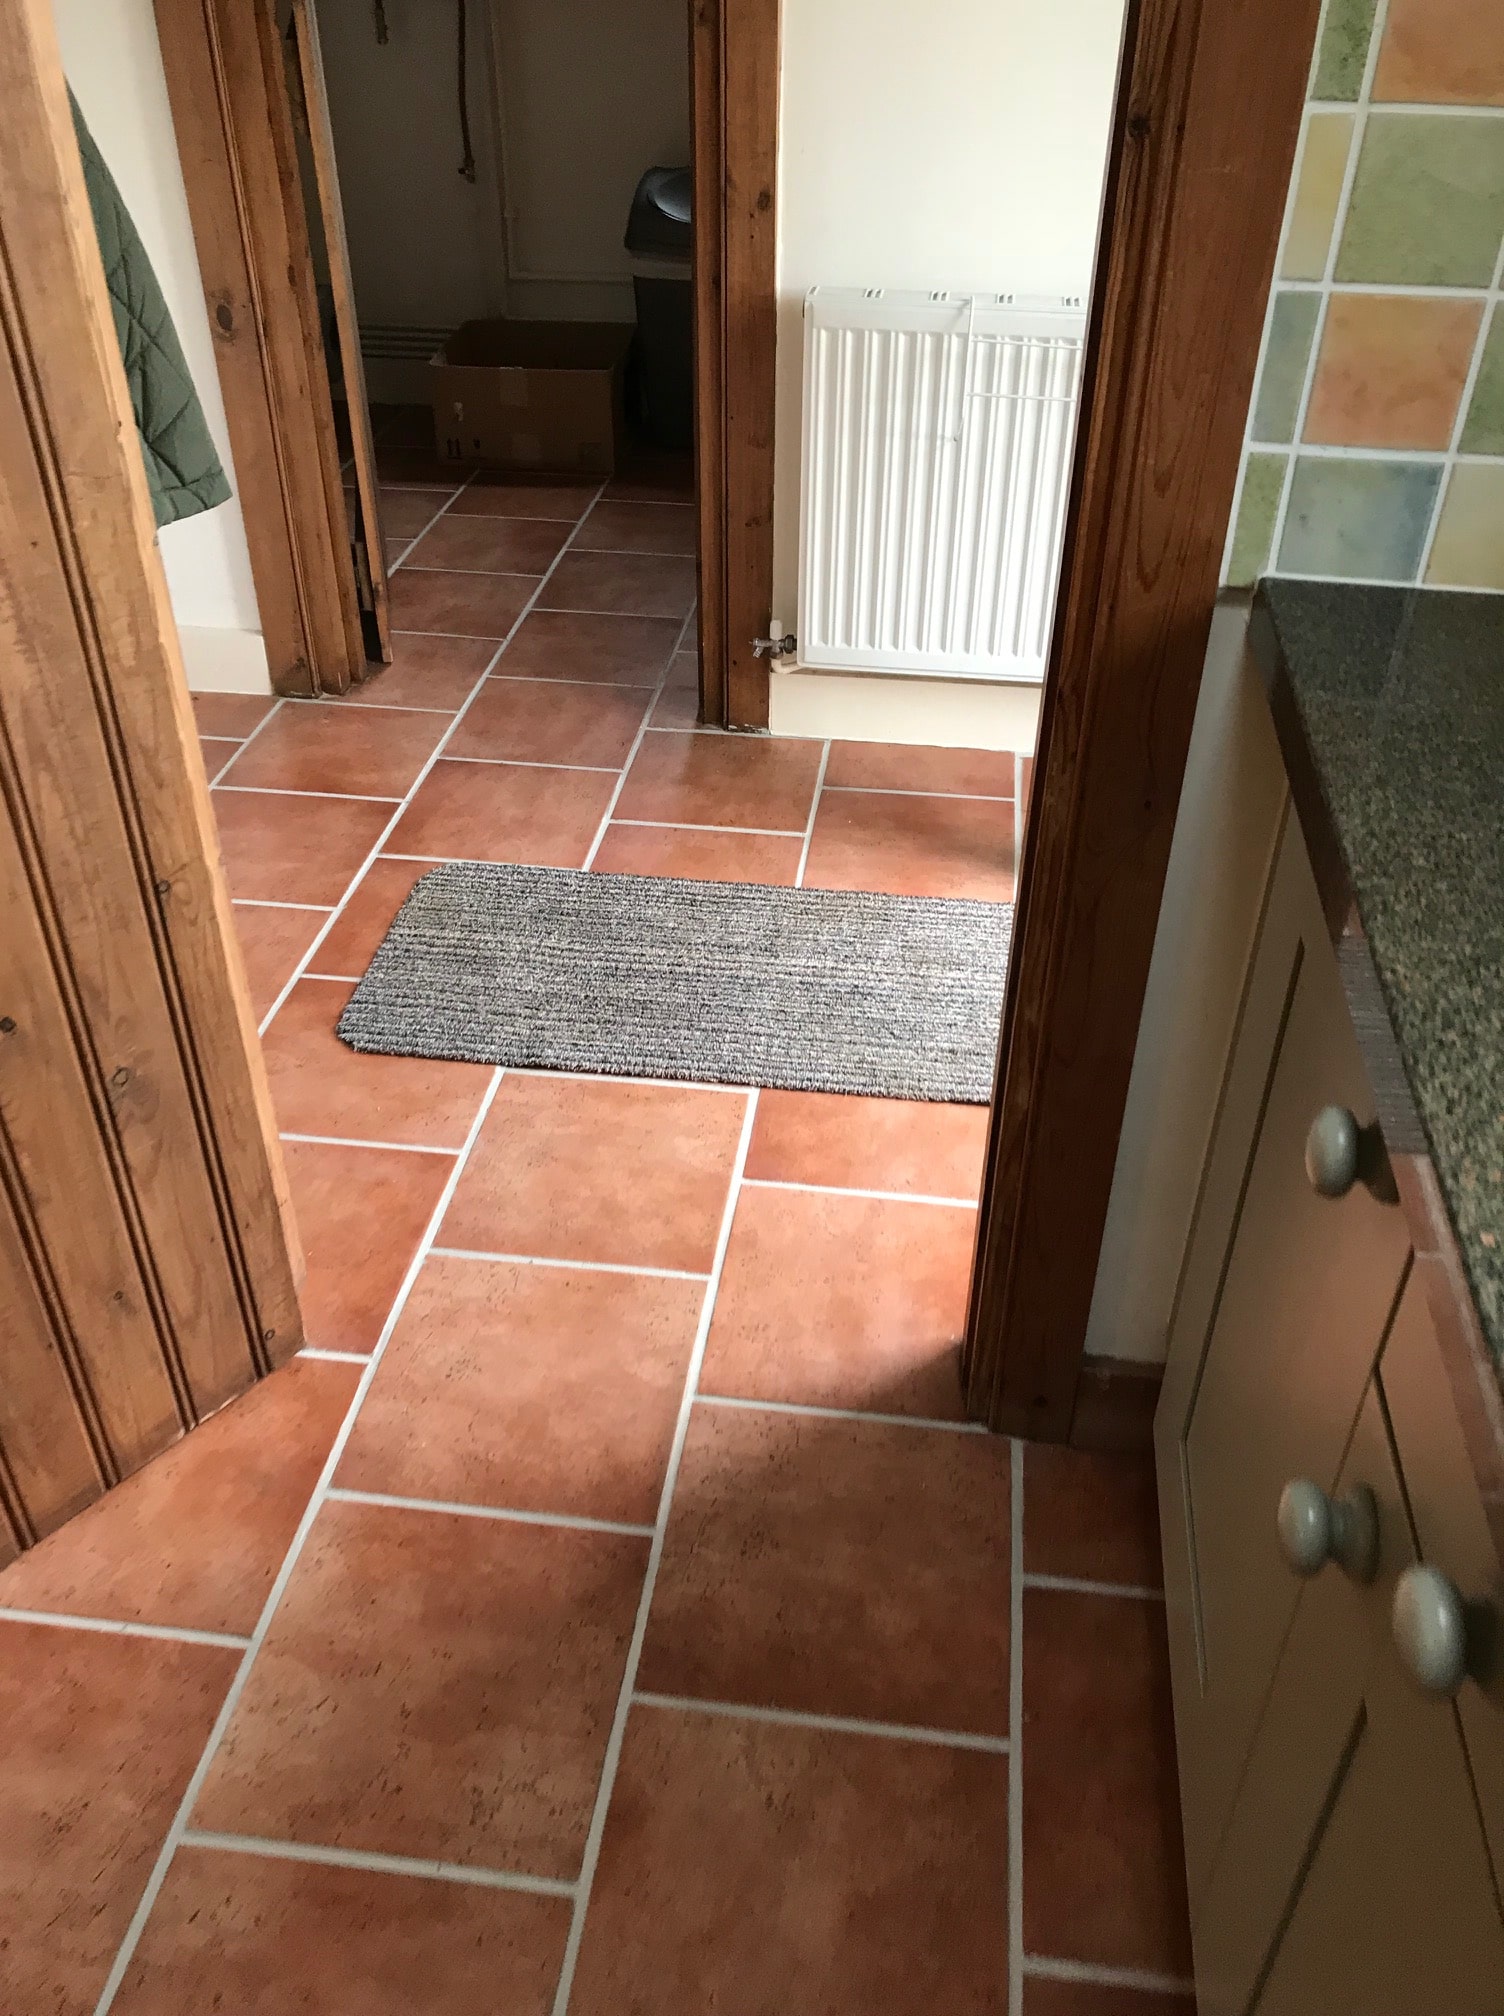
[0,435,1191,2013]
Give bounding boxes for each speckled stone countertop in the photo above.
[1251,579,1504,1374]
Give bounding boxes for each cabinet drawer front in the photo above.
[1194,1370,1504,2014]
[1157,815,1410,1902]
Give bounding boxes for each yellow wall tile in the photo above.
[1425,463,1504,589]
[1281,114,1355,280]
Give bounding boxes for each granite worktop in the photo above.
[1251,579,1504,1376]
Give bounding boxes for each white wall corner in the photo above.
[1082,595,1287,1367]
[175,625,272,695]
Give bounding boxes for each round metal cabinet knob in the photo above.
[1392,1565,1469,1697]
[1305,1105,1361,1198]
[1277,1480,1380,1583]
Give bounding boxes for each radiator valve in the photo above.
[752,632,797,660]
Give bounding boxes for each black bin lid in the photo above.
[625,167,692,257]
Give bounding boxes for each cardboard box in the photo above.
[431,320,632,476]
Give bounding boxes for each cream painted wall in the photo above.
[771,0,1126,633]
[54,0,270,691]
[1081,601,1289,1365]
[317,0,509,333]
[491,0,690,324]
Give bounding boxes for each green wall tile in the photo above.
[1336,115,1504,287]
[1227,454,1288,587]
[1252,294,1321,443]
[1312,0,1378,100]
[1460,309,1504,455]
[1277,457,1441,580]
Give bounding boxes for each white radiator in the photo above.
[797,288,1086,684]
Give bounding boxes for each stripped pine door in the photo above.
[0,0,304,1557]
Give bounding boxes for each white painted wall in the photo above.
[772,0,1127,633]
[316,0,509,335]
[54,0,270,692]
[1081,601,1289,1365]
[491,0,690,323]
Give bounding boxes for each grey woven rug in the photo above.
[337,862,1011,1102]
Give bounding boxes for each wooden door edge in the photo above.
[963,0,1322,1439]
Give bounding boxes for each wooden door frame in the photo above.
[0,0,304,1552]
[152,0,368,697]
[962,0,1321,1441]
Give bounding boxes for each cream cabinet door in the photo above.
[1193,1362,1504,2013]
[1155,812,1411,1904]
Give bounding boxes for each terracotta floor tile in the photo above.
[213,789,393,907]
[199,733,238,776]
[804,789,1015,900]
[1021,753,1036,811]
[498,608,681,684]
[1023,1442,1164,1590]
[450,476,598,519]
[442,1073,746,1271]
[448,679,652,767]
[262,978,491,1149]
[649,684,701,727]
[192,691,276,738]
[1022,1589,1192,1976]
[568,1705,1008,2016]
[195,1499,647,1879]
[315,856,428,974]
[0,1358,358,1637]
[374,446,462,486]
[542,550,697,620]
[639,1407,1011,1732]
[339,1255,702,1523]
[0,1624,238,2016]
[664,644,699,688]
[388,568,537,639]
[113,1846,571,2016]
[283,1137,455,1355]
[218,704,447,798]
[603,466,694,504]
[576,498,697,556]
[377,485,457,539]
[406,513,573,574]
[826,740,1017,798]
[590,823,804,885]
[345,632,495,711]
[702,1186,973,1419]
[232,902,328,1017]
[615,731,824,831]
[1023,1983,1195,2016]
[747,1089,989,1198]
[388,758,616,866]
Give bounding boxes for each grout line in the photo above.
[399,564,546,582]
[1009,1439,1024,2016]
[231,897,333,915]
[483,673,661,691]
[441,754,624,775]
[278,1132,459,1158]
[579,606,696,873]
[297,1347,370,1364]
[632,1691,1011,1755]
[0,1607,251,1652]
[279,696,456,718]
[203,696,286,789]
[534,603,697,623]
[694,1391,987,1434]
[611,818,808,838]
[822,783,1013,803]
[1021,1572,1166,1601]
[794,739,832,887]
[214,784,402,805]
[90,1068,507,2016]
[548,1087,759,2016]
[253,480,610,1040]
[1021,1954,1197,1996]
[301,972,363,984]
[325,1487,655,1540]
[180,1828,577,1900]
[740,1175,977,1209]
[385,474,475,570]
[499,1064,748,1096]
[429,1245,710,1282]
[567,544,699,560]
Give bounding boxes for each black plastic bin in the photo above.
[625,166,693,451]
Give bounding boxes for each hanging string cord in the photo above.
[372,0,388,43]
[457,0,477,181]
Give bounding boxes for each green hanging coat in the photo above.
[70,92,231,529]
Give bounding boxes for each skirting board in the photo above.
[177,624,272,694]
[769,670,1041,751]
